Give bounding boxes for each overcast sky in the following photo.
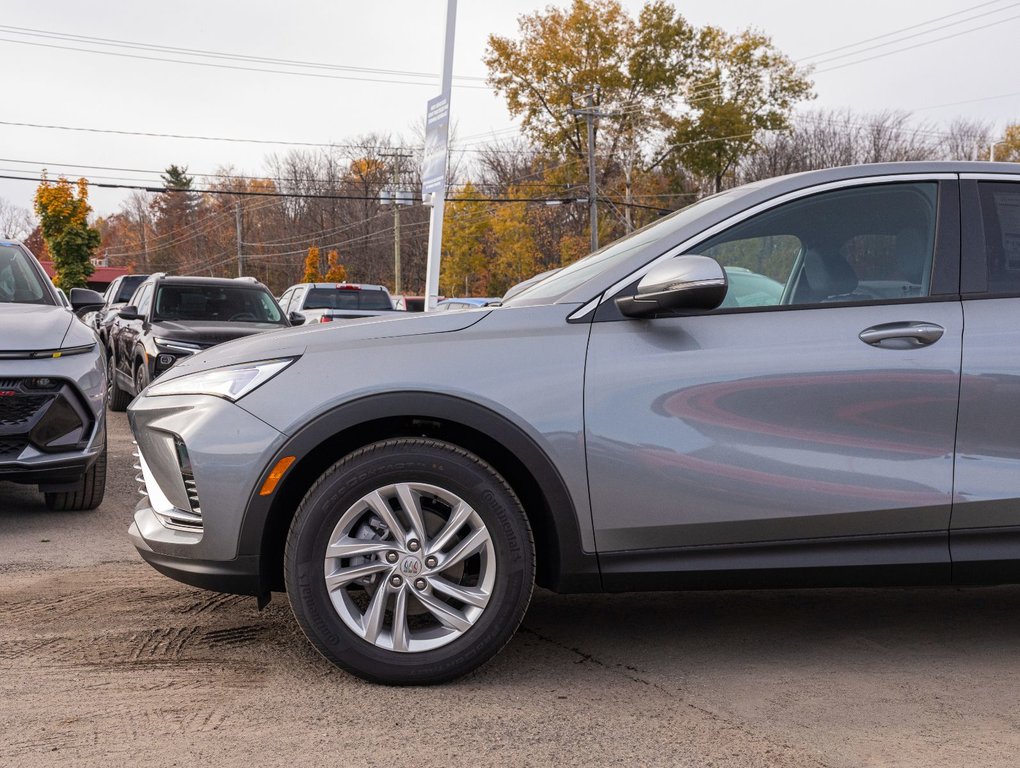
[2,0,1018,218]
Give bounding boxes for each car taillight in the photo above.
[319,315,333,323]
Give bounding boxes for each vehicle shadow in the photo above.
[497,584,1020,678]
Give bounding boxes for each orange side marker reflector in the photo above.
[259,456,296,496]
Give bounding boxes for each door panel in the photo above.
[585,302,962,553]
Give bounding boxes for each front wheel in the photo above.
[284,438,535,685]
[45,438,107,511]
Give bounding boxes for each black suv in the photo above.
[107,274,292,410]
[92,273,148,351]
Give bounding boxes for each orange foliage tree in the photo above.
[302,246,322,282]
[324,249,347,282]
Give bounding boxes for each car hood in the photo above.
[152,320,285,347]
[166,309,489,377]
[0,303,73,351]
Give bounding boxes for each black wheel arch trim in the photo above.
[238,391,601,595]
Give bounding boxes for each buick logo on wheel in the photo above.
[400,557,423,576]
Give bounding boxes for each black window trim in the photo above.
[960,174,1020,300]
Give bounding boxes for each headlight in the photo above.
[154,337,204,353]
[145,358,295,401]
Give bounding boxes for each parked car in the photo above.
[93,273,148,351]
[107,274,292,410]
[435,297,501,311]
[129,162,1020,685]
[0,240,107,510]
[278,281,398,323]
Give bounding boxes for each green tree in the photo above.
[663,27,813,192]
[151,164,199,271]
[33,175,101,289]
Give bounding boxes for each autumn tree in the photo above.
[991,123,1020,162]
[303,246,322,283]
[441,184,492,295]
[324,249,347,282]
[33,175,101,289]
[487,191,540,296]
[663,26,813,193]
[486,1,694,169]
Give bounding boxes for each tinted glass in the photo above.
[0,244,54,305]
[304,288,392,310]
[976,182,1020,294]
[153,285,284,323]
[691,182,938,308]
[115,275,147,303]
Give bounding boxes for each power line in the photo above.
[813,12,1020,74]
[0,24,487,83]
[798,0,1013,61]
[0,35,491,89]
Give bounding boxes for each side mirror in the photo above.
[616,255,728,318]
[289,311,306,326]
[117,305,141,321]
[69,287,105,317]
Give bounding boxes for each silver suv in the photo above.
[129,162,1020,684]
[0,241,107,510]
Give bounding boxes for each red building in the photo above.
[39,261,131,293]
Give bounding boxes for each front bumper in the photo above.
[127,391,286,595]
[0,352,106,490]
[129,520,263,594]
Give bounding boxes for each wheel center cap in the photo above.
[400,556,423,576]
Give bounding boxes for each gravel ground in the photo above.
[2,413,1020,767]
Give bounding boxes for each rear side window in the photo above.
[974,182,1020,295]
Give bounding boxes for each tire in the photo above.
[45,438,107,511]
[134,357,150,395]
[107,353,131,412]
[285,438,535,685]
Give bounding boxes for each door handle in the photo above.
[859,321,944,349]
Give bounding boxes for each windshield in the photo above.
[304,287,393,310]
[502,188,753,305]
[153,284,284,323]
[0,244,55,305]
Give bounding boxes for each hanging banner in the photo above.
[422,94,450,198]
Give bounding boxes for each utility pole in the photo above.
[381,153,413,295]
[570,88,602,253]
[422,0,457,311]
[235,199,243,278]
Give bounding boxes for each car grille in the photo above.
[0,394,52,427]
[0,437,26,459]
